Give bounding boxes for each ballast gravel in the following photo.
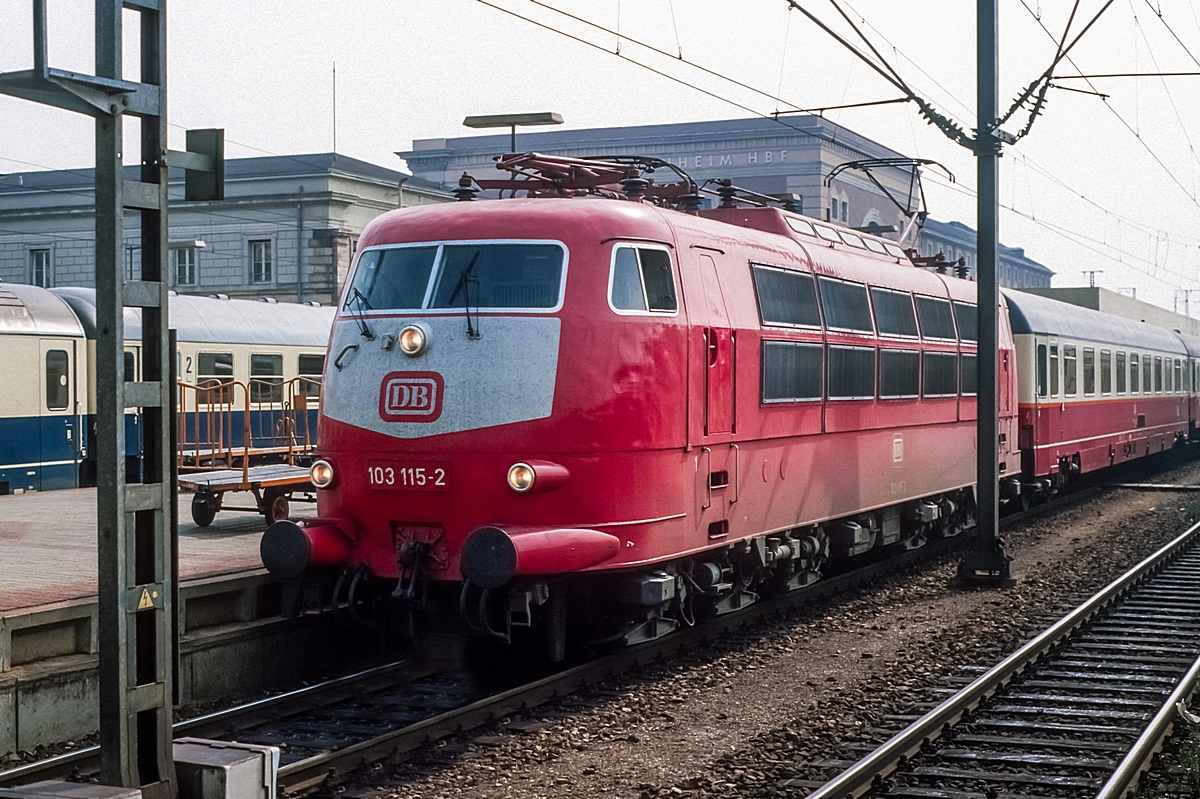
[334,460,1200,799]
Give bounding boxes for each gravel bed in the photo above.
[335,458,1200,799]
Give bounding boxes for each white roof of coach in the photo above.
[1003,289,1186,354]
[51,288,335,348]
[0,283,86,337]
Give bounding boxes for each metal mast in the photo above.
[0,2,176,794]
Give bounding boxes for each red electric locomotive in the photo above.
[266,156,1132,661]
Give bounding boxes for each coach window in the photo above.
[1100,350,1112,395]
[1154,356,1163,393]
[610,246,677,314]
[250,354,284,404]
[1063,345,1078,396]
[1175,359,1183,393]
[1130,353,1140,393]
[761,341,822,402]
[752,266,820,327]
[818,277,873,333]
[828,346,875,399]
[1082,348,1095,395]
[960,353,978,396]
[1116,351,1126,394]
[922,351,958,397]
[1143,354,1152,394]
[1050,344,1060,396]
[952,302,978,342]
[879,349,919,398]
[198,352,234,403]
[299,354,325,399]
[1037,344,1048,397]
[349,246,438,311]
[914,296,957,340]
[870,287,918,337]
[45,350,69,411]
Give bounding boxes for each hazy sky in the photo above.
[3,0,1200,313]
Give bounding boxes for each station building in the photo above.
[0,154,451,305]
[399,115,1053,289]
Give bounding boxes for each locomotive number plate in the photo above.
[367,461,451,491]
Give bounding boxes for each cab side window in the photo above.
[610,246,677,313]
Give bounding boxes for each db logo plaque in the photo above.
[379,372,444,422]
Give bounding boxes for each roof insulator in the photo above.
[717,179,738,208]
[453,173,479,202]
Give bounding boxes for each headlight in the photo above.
[507,462,535,492]
[398,323,430,357]
[310,459,335,489]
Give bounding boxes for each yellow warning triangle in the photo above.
[137,588,154,610]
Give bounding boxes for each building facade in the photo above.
[399,116,1052,289]
[0,154,451,305]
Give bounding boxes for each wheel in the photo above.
[264,490,290,526]
[191,492,218,527]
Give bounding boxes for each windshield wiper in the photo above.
[448,252,482,340]
[348,287,375,340]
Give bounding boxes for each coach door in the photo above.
[38,339,79,490]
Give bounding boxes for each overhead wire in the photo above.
[479,0,1195,279]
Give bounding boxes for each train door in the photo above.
[38,339,79,490]
[679,250,735,540]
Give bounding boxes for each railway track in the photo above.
[803,517,1200,799]
[0,463,1179,794]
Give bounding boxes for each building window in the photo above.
[249,239,273,283]
[829,197,837,223]
[840,200,848,223]
[30,248,50,287]
[174,247,197,286]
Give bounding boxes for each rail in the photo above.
[804,518,1200,799]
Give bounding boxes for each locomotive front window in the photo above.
[819,277,873,333]
[952,302,978,342]
[753,266,819,327]
[914,296,957,340]
[432,244,564,309]
[346,246,437,311]
[870,287,918,337]
[610,246,677,314]
[761,341,822,402]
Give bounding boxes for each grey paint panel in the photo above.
[322,316,561,439]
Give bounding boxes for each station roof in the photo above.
[51,288,335,347]
[0,282,86,337]
[1004,289,1185,353]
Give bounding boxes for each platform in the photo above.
[0,487,316,613]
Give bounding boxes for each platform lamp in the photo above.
[463,112,564,154]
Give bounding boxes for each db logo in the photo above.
[379,372,444,422]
